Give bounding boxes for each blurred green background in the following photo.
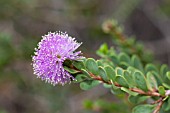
[0,0,170,113]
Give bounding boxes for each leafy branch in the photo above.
[64,55,170,113]
[63,19,170,113]
[32,20,170,113]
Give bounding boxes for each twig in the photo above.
[89,72,161,97]
[151,98,163,105]
[71,65,168,113]
[89,71,166,113]
[71,64,163,97]
[153,98,164,113]
[88,72,112,85]
[110,27,126,43]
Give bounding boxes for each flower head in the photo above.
[32,31,82,85]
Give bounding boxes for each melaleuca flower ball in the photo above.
[32,32,82,85]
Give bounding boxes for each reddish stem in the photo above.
[89,72,161,97]
[153,99,164,113]
[71,65,166,113]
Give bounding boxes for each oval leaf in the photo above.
[163,83,170,89]
[164,97,170,111]
[110,55,119,65]
[97,60,103,67]
[123,71,135,87]
[166,71,170,80]
[73,61,85,70]
[131,55,143,71]
[80,80,100,90]
[115,67,124,76]
[119,52,131,64]
[145,64,158,73]
[64,66,80,74]
[111,86,124,95]
[146,72,158,91]
[160,64,169,81]
[96,43,108,57]
[85,58,98,75]
[115,75,129,88]
[74,74,88,83]
[128,95,149,104]
[158,86,165,96]
[132,104,156,113]
[133,71,148,91]
[98,66,108,81]
[81,69,90,77]
[104,66,116,82]
[121,87,138,96]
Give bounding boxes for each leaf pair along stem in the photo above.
[89,72,160,96]
[70,60,170,113]
[88,71,169,113]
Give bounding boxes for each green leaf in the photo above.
[81,69,90,77]
[131,55,143,71]
[74,74,88,83]
[166,97,170,111]
[103,83,112,88]
[145,64,159,73]
[121,87,138,96]
[110,55,119,65]
[111,86,124,95]
[128,95,149,104]
[118,52,131,64]
[73,60,85,70]
[97,60,103,67]
[85,58,98,75]
[96,43,108,57]
[98,66,108,81]
[166,71,170,80]
[132,104,156,113]
[127,66,136,76]
[158,86,165,96]
[163,96,169,101]
[119,62,129,69]
[115,67,124,76]
[146,72,158,91]
[91,80,100,87]
[80,80,100,90]
[104,66,116,82]
[160,64,169,81]
[163,83,170,89]
[151,71,162,86]
[102,59,114,67]
[63,66,79,74]
[80,82,91,90]
[115,75,129,88]
[133,71,148,91]
[160,64,169,75]
[123,71,135,87]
